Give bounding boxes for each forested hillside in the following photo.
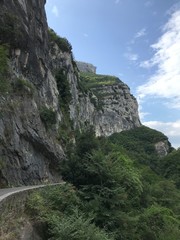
[28,126,180,240]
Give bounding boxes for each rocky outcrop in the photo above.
[0,0,141,186]
[155,140,170,158]
[76,61,96,73]
[75,83,141,136]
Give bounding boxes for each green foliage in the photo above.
[27,127,180,239]
[0,44,11,93]
[137,205,180,240]
[109,125,169,169]
[159,149,180,188]
[55,68,73,146]
[150,180,180,213]
[12,78,34,96]
[40,106,56,129]
[27,184,112,240]
[48,29,72,53]
[78,72,120,108]
[0,158,5,170]
[79,72,119,90]
[0,12,23,48]
[48,211,113,240]
[27,184,80,217]
[62,127,99,185]
[55,69,71,110]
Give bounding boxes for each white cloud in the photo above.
[135,28,147,39]
[124,53,139,61]
[129,28,147,45]
[138,9,180,109]
[52,5,59,17]
[143,120,180,148]
[115,0,120,4]
[167,2,180,15]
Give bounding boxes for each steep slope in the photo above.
[0,0,64,186]
[0,0,141,186]
[78,71,141,136]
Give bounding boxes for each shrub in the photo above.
[48,29,72,53]
[40,106,56,128]
[0,12,23,48]
[55,69,71,110]
[137,205,180,240]
[48,211,113,240]
[12,78,34,96]
[159,149,180,188]
[0,44,11,93]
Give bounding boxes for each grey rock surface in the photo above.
[76,61,97,73]
[155,140,170,158]
[0,0,141,187]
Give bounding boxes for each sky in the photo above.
[45,0,180,148]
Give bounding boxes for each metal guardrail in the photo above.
[0,182,64,203]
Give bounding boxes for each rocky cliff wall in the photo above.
[0,0,63,186]
[0,0,141,186]
[78,83,141,136]
[76,61,97,73]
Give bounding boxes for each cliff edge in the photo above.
[0,0,141,186]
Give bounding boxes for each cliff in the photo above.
[0,0,141,186]
[76,61,97,73]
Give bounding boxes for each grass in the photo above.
[79,72,120,91]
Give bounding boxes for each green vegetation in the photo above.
[48,29,72,53]
[40,106,56,129]
[55,68,73,145]
[27,184,112,240]
[78,72,120,108]
[55,69,71,110]
[159,148,180,188]
[109,125,170,169]
[12,78,34,96]
[79,72,120,90]
[0,44,11,93]
[27,126,180,240]
[0,157,5,170]
[0,12,23,48]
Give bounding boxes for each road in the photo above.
[0,182,64,202]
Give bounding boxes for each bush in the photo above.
[159,149,180,188]
[27,184,113,240]
[55,69,71,109]
[0,12,23,48]
[0,44,11,93]
[48,211,113,240]
[137,205,180,240]
[12,78,34,96]
[48,29,72,53]
[40,106,56,128]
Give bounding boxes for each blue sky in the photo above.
[45,0,180,148]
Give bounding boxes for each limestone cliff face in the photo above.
[78,83,141,136]
[76,61,97,74]
[0,0,63,186]
[0,0,141,186]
